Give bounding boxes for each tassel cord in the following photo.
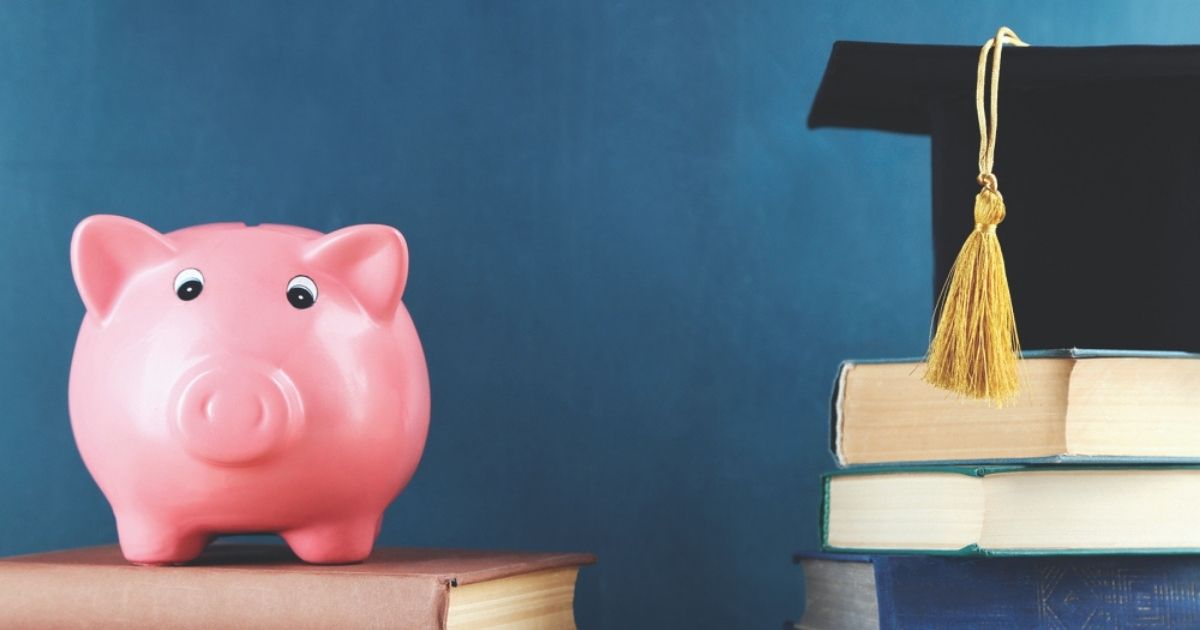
[976,27,1028,190]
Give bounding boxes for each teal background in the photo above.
[0,1,1194,627]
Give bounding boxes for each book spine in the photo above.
[874,555,1200,628]
[823,465,1009,479]
[0,562,448,629]
[819,474,830,550]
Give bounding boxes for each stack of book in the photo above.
[792,350,1200,628]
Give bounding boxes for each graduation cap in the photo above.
[810,28,1200,404]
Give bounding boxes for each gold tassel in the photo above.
[923,27,1025,406]
[924,186,1019,403]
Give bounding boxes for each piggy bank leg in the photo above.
[281,514,380,564]
[116,513,210,565]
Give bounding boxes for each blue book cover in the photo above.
[874,555,1200,629]
[796,552,1200,628]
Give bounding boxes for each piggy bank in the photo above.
[67,215,430,565]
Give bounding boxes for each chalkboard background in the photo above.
[0,1,1193,627]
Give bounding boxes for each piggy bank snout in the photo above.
[170,363,302,466]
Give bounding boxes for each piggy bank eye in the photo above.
[286,275,317,309]
[173,268,204,301]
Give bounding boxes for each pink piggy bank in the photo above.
[67,215,430,565]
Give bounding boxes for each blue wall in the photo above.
[1,1,1197,627]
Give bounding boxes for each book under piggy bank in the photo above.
[67,215,431,565]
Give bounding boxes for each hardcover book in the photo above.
[0,544,594,629]
[822,465,1200,555]
[790,553,878,630]
[831,350,1200,466]
[792,553,1200,629]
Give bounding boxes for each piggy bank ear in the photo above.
[305,224,409,320]
[71,215,175,321]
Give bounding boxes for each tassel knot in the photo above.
[973,186,1006,225]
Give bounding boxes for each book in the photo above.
[822,465,1200,555]
[791,552,1200,629]
[0,544,594,629]
[790,553,878,630]
[831,350,1200,466]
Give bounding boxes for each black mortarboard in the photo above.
[810,38,1200,387]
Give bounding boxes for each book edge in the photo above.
[0,545,596,588]
[836,455,1200,468]
[820,545,1200,556]
[830,361,851,467]
[839,348,1200,366]
[825,464,1200,477]
[820,475,831,551]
